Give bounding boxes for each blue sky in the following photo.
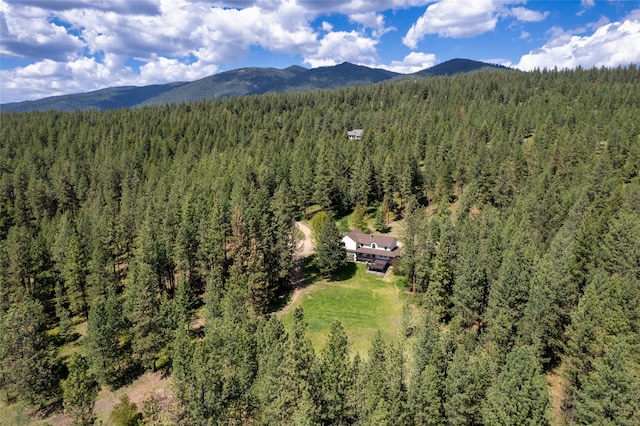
[1,0,639,103]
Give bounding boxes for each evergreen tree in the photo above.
[0,295,59,408]
[110,394,140,426]
[313,215,347,280]
[353,202,368,232]
[386,342,409,425]
[425,223,454,321]
[54,281,73,342]
[85,281,123,386]
[482,346,549,426]
[272,307,317,424]
[414,364,445,426]
[252,316,287,423]
[317,321,354,424]
[444,346,491,426]
[62,233,89,320]
[62,354,98,426]
[374,204,390,233]
[574,337,640,425]
[125,255,164,371]
[362,331,389,422]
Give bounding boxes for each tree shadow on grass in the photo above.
[269,256,316,313]
[332,262,356,281]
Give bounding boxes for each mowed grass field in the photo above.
[280,262,406,357]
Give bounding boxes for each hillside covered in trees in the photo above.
[1,66,639,425]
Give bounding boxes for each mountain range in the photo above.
[0,58,509,112]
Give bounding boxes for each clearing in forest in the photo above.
[279,262,405,357]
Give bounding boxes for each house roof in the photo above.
[344,228,397,248]
[368,259,390,272]
[355,246,401,258]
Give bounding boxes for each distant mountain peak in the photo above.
[1,58,511,112]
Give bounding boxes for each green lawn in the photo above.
[280,262,406,357]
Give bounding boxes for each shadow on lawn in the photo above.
[332,262,356,281]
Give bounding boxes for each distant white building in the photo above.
[347,129,363,140]
[341,229,400,272]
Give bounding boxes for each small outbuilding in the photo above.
[347,129,363,140]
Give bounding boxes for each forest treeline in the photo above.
[1,66,639,425]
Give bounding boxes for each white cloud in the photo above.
[510,7,549,23]
[382,51,437,73]
[403,0,505,47]
[402,1,551,48]
[516,19,640,71]
[577,0,595,16]
[0,10,85,60]
[627,9,640,22]
[303,30,379,67]
[2,0,440,102]
[581,0,595,8]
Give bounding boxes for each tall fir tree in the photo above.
[62,354,99,426]
[482,346,549,426]
[313,215,347,280]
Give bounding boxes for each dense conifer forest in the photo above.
[1,66,639,425]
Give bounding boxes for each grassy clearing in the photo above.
[280,262,406,357]
[0,400,32,426]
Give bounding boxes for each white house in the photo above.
[347,129,363,140]
[341,229,400,272]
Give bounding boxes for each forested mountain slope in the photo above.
[0,58,502,112]
[1,66,639,425]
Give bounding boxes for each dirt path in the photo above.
[93,372,172,420]
[295,221,314,258]
[277,222,314,318]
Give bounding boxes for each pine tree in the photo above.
[386,342,409,425]
[317,321,354,424]
[574,337,640,425]
[62,233,89,320]
[62,354,98,426]
[414,364,445,426]
[272,307,317,423]
[425,225,454,321]
[110,394,140,426]
[362,331,388,421]
[0,295,59,408]
[55,281,73,342]
[252,316,287,423]
[482,346,549,426]
[313,216,346,280]
[85,282,123,386]
[125,256,164,371]
[444,346,491,426]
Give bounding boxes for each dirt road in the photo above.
[277,222,314,317]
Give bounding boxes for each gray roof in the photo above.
[345,228,397,248]
[355,246,401,258]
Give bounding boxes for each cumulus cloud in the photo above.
[303,30,379,67]
[578,0,595,16]
[4,0,160,15]
[510,7,549,23]
[403,1,550,47]
[516,18,640,71]
[383,51,437,73]
[3,0,418,102]
[403,0,503,46]
[0,10,85,60]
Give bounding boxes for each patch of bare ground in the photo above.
[547,365,567,426]
[93,371,173,423]
[277,222,313,318]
